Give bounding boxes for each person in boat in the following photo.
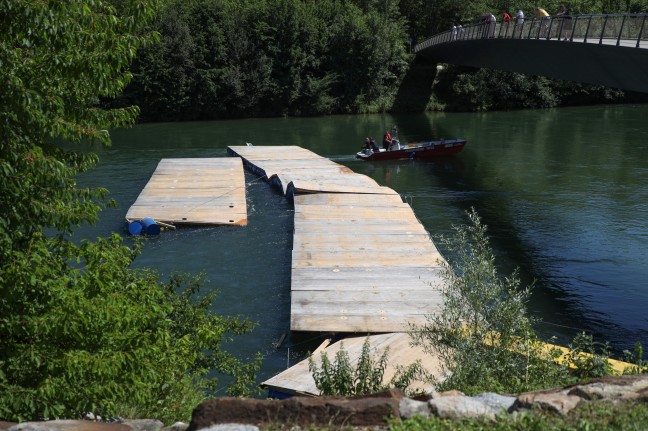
[362,137,371,150]
[369,136,379,151]
[382,131,392,150]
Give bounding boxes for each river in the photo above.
[75,104,648,388]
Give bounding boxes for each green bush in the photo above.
[0,236,262,423]
[409,209,638,395]
[410,208,572,395]
[309,337,424,396]
[0,0,260,422]
[388,400,648,431]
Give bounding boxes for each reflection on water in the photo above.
[75,105,648,385]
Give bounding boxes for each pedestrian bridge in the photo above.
[415,14,648,93]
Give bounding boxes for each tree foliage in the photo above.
[410,209,572,394]
[0,0,259,423]
[409,209,631,395]
[118,0,647,120]
[122,0,410,120]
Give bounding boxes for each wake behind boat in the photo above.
[356,137,467,161]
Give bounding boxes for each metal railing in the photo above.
[415,14,648,52]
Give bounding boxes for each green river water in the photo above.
[75,104,648,388]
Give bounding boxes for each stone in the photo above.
[567,375,648,401]
[435,390,465,398]
[121,420,164,431]
[0,423,17,431]
[196,425,259,431]
[471,392,517,414]
[7,420,132,431]
[358,388,405,401]
[161,423,188,431]
[513,392,581,415]
[398,398,430,419]
[428,396,495,420]
[187,395,399,430]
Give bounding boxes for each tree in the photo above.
[0,0,260,422]
[410,209,571,394]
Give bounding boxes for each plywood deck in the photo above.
[261,333,444,396]
[125,158,247,226]
[291,192,446,332]
[228,146,395,196]
[227,145,446,333]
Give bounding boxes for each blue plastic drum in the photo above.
[127,221,143,236]
[140,217,160,236]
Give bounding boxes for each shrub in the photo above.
[0,237,262,423]
[410,208,572,394]
[309,337,424,396]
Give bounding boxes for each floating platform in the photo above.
[227,145,446,333]
[291,192,445,332]
[227,146,396,196]
[126,158,247,226]
[261,333,443,397]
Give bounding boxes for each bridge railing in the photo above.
[415,14,648,52]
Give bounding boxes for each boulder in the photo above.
[513,391,581,415]
[567,374,648,401]
[195,426,258,431]
[471,392,517,414]
[7,420,132,431]
[428,396,495,420]
[187,395,399,430]
[398,398,430,419]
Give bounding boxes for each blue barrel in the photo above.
[140,217,160,236]
[127,221,143,236]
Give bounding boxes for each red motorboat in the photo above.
[356,138,466,161]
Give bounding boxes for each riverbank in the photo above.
[3,375,647,430]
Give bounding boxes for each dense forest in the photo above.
[118,0,648,121]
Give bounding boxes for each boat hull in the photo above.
[356,139,466,161]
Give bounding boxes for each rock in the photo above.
[7,420,132,431]
[196,425,258,431]
[187,396,399,430]
[399,398,430,419]
[358,388,405,401]
[471,393,517,414]
[161,423,188,431]
[121,420,164,431]
[567,374,648,401]
[1,423,17,431]
[428,396,495,420]
[513,392,581,415]
[435,390,465,398]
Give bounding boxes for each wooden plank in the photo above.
[125,158,247,226]
[290,280,445,292]
[136,188,244,198]
[293,221,429,234]
[291,250,444,267]
[294,193,405,206]
[261,333,444,396]
[291,267,445,290]
[291,291,443,306]
[290,314,426,333]
[292,231,435,242]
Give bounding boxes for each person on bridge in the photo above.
[556,5,572,40]
[514,8,525,37]
[536,7,551,37]
[501,10,512,37]
[515,8,524,24]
